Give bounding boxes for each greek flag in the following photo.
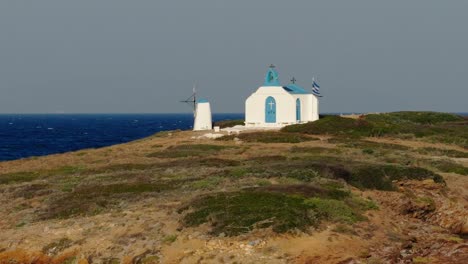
[312,79,321,95]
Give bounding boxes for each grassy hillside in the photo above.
[282,112,467,148]
[0,112,466,264]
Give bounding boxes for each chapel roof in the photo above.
[283,84,311,94]
[263,66,312,94]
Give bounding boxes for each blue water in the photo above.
[0,112,465,162]
[0,113,244,162]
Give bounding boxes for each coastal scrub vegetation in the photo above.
[178,185,376,236]
[41,180,186,219]
[2,111,466,263]
[218,131,317,143]
[0,166,85,185]
[281,112,467,147]
[147,144,232,158]
[426,160,468,176]
[214,119,244,128]
[347,165,444,191]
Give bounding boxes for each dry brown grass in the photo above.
[0,249,79,264]
[0,122,467,263]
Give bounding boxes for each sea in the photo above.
[0,112,466,162]
[0,113,243,162]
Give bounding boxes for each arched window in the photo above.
[296,98,301,121]
[265,96,276,123]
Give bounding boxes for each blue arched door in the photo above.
[265,96,276,123]
[296,98,301,121]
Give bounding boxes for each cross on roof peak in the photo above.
[269,64,276,69]
[290,77,297,84]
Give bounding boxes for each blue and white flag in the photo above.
[312,78,321,96]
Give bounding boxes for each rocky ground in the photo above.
[0,113,467,264]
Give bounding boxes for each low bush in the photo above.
[429,160,468,175]
[214,119,244,128]
[179,188,375,236]
[197,158,241,167]
[147,144,231,158]
[249,155,288,162]
[341,140,410,151]
[362,148,374,154]
[417,147,468,158]
[0,166,85,185]
[282,112,466,147]
[0,171,39,185]
[303,198,365,223]
[191,177,223,190]
[282,116,375,137]
[366,111,463,124]
[290,146,341,155]
[12,184,51,199]
[86,163,155,174]
[180,191,316,235]
[218,132,317,143]
[250,184,350,200]
[42,181,182,219]
[346,165,445,191]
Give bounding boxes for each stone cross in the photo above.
[291,77,297,84]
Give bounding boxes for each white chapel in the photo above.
[245,65,320,128]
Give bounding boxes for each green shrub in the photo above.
[191,177,223,190]
[180,191,316,235]
[303,198,365,223]
[0,166,86,185]
[147,144,230,158]
[86,163,154,174]
[362,149,374,154]
[197,158,241,167]
[250,184,351,200]
[290,146,341,155]
[282,112,466,147]
[179,188,373,236]
[218,132,317,143]
[342,140,410,151]
[369,111,464,124]
[347,165,444,191]
[429,160,468,175]
[214,119,244,128]
[0,171,39,185]
[283,170,320,182]
[42,181,182,219]
[162,234,178,244]
[282,116,375,137]
[417,147,468,158]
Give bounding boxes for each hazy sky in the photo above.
[1,1,467,113]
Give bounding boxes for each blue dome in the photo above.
[264,67,281,86]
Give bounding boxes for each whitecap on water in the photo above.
[47,128,54,130]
